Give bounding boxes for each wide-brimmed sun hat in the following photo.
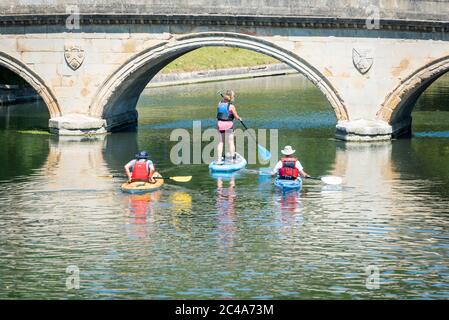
[281,145,296,155]
[135,150,149,159]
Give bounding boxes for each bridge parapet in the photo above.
[1,13,448,34]
[1,0,449,22]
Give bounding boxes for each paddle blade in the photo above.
[321,176,342,185]
[257,145,271,161]
[258,167,272,175]
[169,176,192,182]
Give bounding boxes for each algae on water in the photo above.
[17,130,50,135]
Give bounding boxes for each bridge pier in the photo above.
[49,114,107,135]
[335,118,412,141]
[48,111,139,135]
[335,120,393,142]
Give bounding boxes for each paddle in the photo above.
[99,175,192,183]
[218,92,271,161]
[245,168,272,175]
[239,120,272,161]
[155,176,192,183]
[307,176,343,185]
[251,169,343,185]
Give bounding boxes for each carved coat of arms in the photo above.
[64,45,85,70]
[352,48,374,74]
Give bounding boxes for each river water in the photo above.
[0,73,448,299]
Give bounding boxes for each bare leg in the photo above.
[227,131,236,159]
[217,131,225,162]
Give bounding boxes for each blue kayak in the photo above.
[274,178,302,192]
[209,153,247,173]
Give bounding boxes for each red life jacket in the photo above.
[278,157,299,180]
[131,160,150,181]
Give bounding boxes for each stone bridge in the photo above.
[1,0,449,140]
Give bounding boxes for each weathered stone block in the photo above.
[49,114,106,135]
[102,52,134,64]
[22,51,62,64]
[82,64,119,78]
[17,38,62,52]
[0,39,18,51]
[336,120,393,141]
[88,39,125,53]
[61,75,76,87]
[57,62,84,76]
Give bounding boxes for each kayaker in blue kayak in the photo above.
[124,151,156,183]
[272,145,310,180]
[216,90,242,164]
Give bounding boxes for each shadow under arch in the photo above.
[0,52,61,118]
[89,32,348,131]
[377,55,449,137]
[102,130,139,172]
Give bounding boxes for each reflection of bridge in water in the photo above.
[14,133,447,205]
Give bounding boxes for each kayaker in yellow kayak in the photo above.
[216,90,242,164]
[124,151,156,183]
[272,145,310,179]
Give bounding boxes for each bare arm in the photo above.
[124,163,132,181]
[296,160,310,178]
[148,163,155,182]
[271,161,282,176]
[299,169,310,178]
[229,105,242,121]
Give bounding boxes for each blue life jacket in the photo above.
[216,101,234,121]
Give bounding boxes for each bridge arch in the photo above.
[0,52,61,118]
[89,32,348,130]
[377,55,449,135]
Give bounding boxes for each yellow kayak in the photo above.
[121,172,164,194]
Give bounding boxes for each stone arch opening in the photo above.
[377,55,449,137]
[89,32,348,131]
[0,52,61,118]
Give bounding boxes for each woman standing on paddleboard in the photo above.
[216,90,242,164]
